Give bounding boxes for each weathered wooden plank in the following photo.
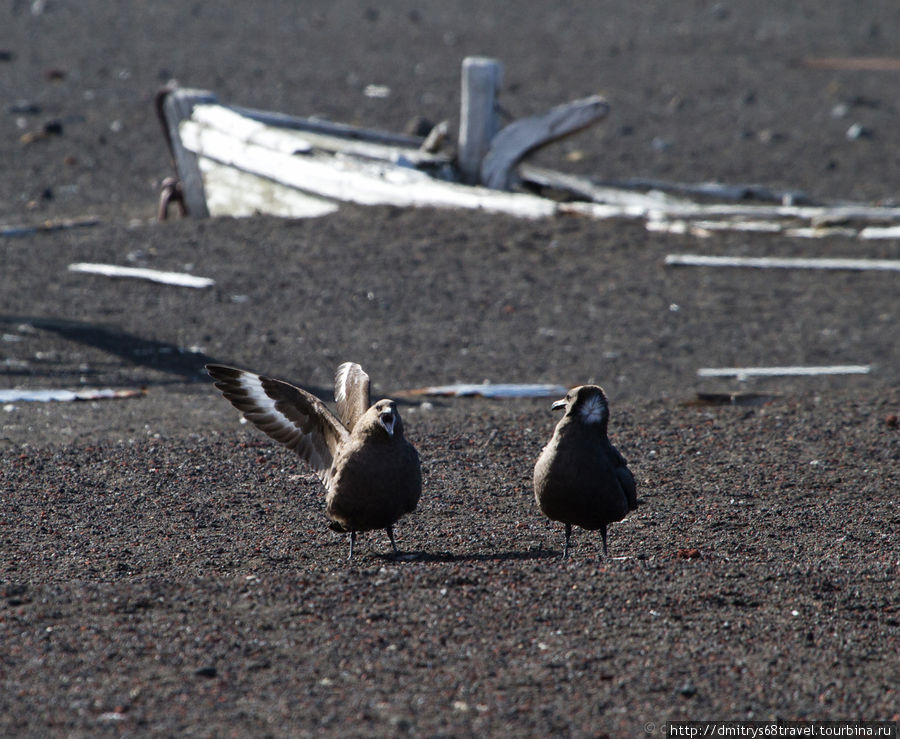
[396,383,568,399]
[860,225,900,239]
[568,199,900,223]
[231,104,426,148]
[520,164,692,208]
[157,88,217,217]
[179,116,559,218]
[198,158,339,218]
[664,254,900,272]
[648,219,862,238]
[0,388,146,403]
[193,104,451,167]
[597,177,811,205]
[458,57,504,185]
[698,365,871,379]
[68,263,215,288]
[481,95,610,190]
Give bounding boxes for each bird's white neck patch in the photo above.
[579,395,607,424]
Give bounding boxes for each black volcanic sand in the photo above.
[2,2,899,736]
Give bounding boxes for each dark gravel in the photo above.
[2,2,899,736]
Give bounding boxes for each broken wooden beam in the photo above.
[698,365,871,380]
[482,95,609,190]
[664,254,900,272]
[395,383,568,399]
[458,57,504,185]
[157,87,217,217]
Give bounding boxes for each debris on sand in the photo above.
[397,383,568,399]
[697,365,871,381]
[665,254,900,272]
[68,263,215,288]
[0,387,146,403]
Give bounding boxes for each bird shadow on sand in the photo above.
[383,548,561,564]
[0,315,331,398]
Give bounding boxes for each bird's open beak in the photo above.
[551,398,566,411]
[379,410,396,436]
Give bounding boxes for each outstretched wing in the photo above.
[334,362,370,432]
[207,364,349,486]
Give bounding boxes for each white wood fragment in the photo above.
[191,104,313,154]
[198,157,338,218]
[398,383,568,399]
[194,103,447,166]
[664,254,900,272]
[860,225,900,239]
[698,366,871,380]
[0,388,146,403]
[68,263,215,287]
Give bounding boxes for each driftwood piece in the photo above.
[395,383,567,399]
[482,96,609,190]
[698,365,871,380]
[647,219,862,239]
[0,388,146,403]
[458,57,504,185]
[68,263,215,288]
[664,254,900,272]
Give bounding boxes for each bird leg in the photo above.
[347,531,357,560]
[600,524,609,558]
[386,526,399,555]
[563,523,572,558]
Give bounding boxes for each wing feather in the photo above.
[207,364,349,485]
[334,362,370,431]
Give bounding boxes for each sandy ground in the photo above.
[1,2,899,736]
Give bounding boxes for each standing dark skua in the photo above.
[534,385,637,558]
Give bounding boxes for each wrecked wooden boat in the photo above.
[157,57,610,221]
[157,56,900,238]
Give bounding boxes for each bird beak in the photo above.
[551,398,566,411]
[379,410,396,437]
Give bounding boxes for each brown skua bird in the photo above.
[533,385,637,558]
[206,362,421,558]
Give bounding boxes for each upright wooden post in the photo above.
[458,57,503,185]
